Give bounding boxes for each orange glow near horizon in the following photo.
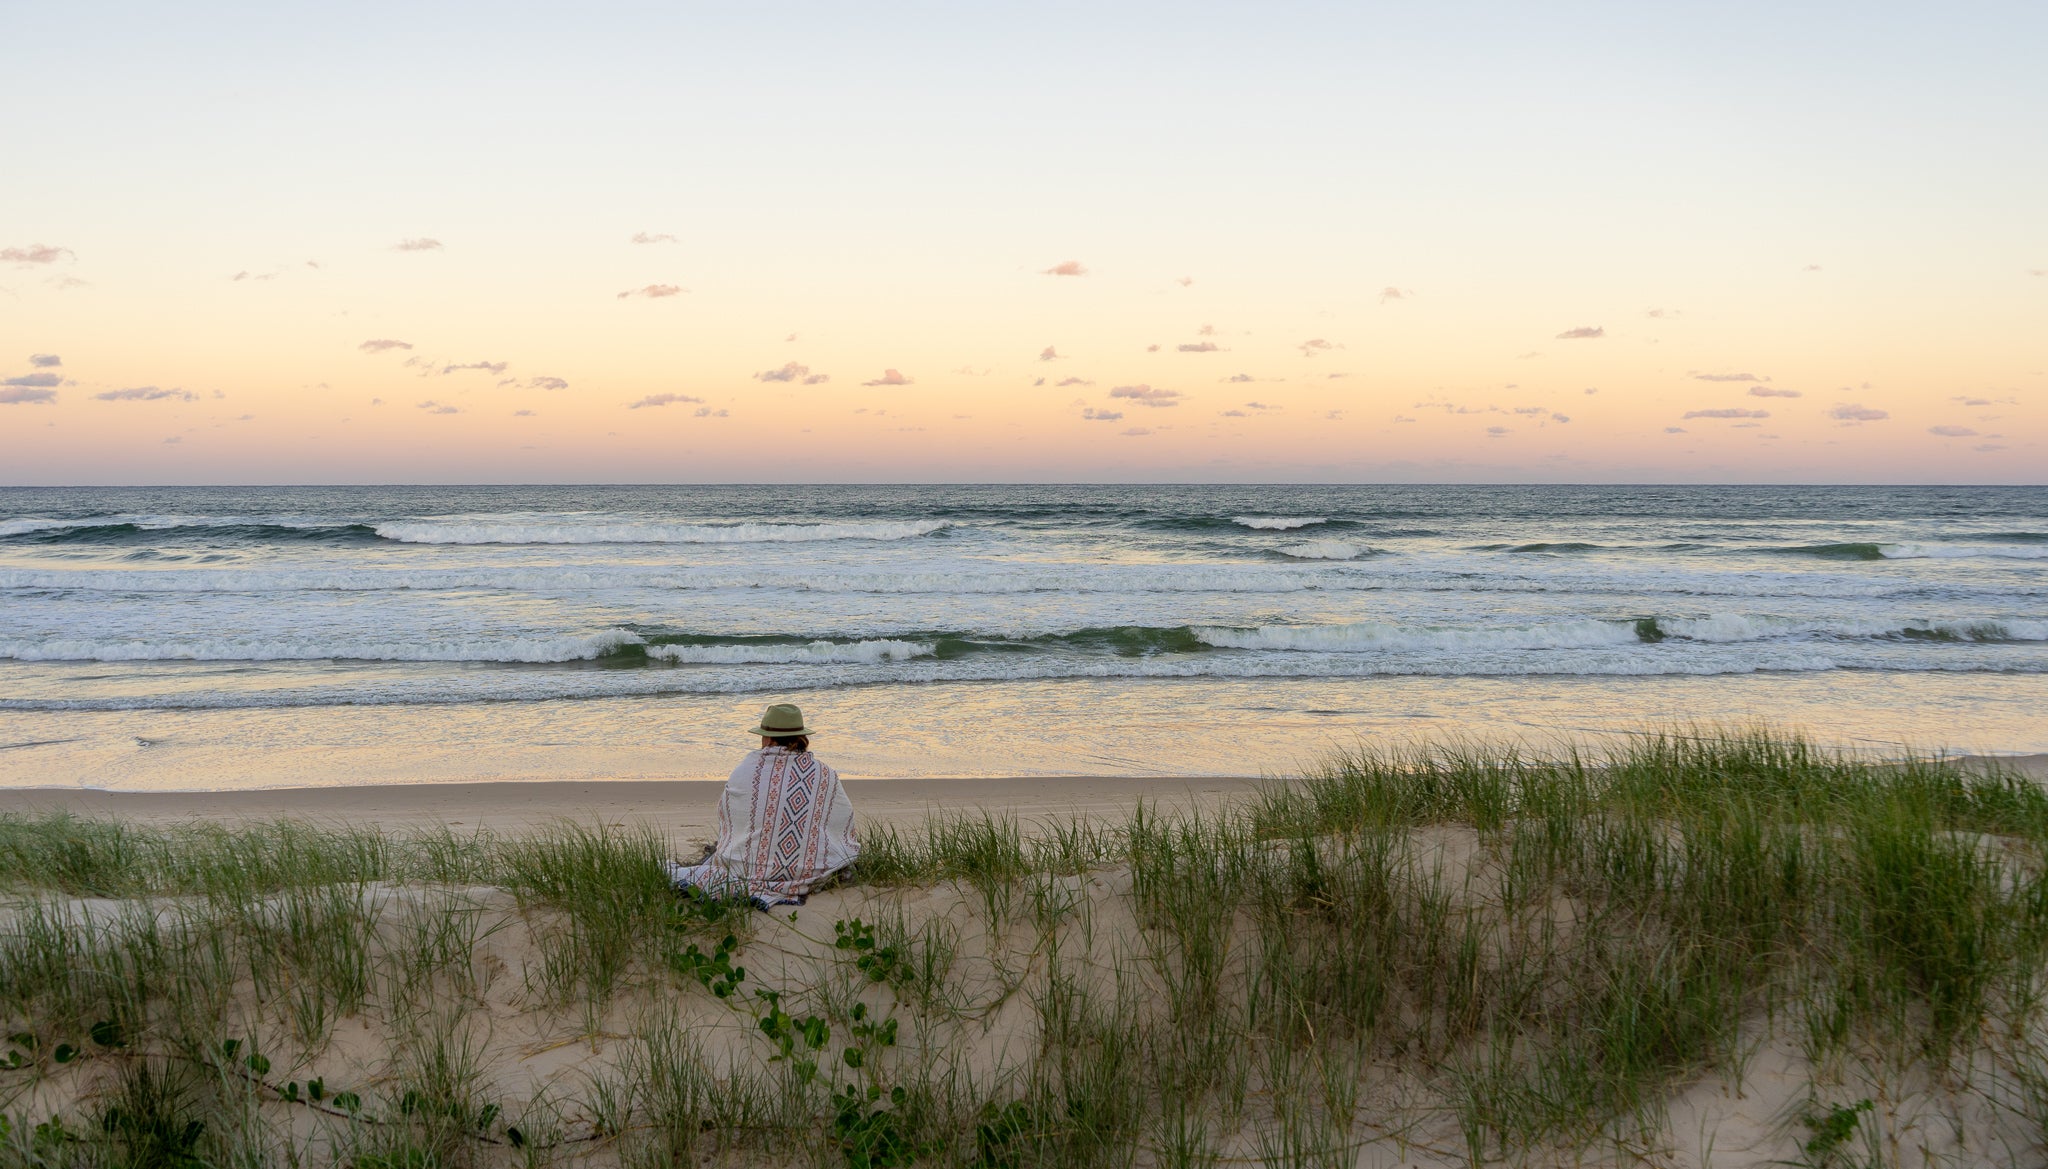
[3,4,2042,484]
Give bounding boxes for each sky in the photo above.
[2,1,2044,485]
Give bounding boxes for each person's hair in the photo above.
[767,734,810,753]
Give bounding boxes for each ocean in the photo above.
[3,484,2045,790]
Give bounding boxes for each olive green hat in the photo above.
[750,703,812,738]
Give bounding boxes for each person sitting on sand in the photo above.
[664,703,859,907]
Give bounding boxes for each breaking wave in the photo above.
[370,519,950,545]
[1233,516,1328,530]
[6,614,2042,666]
[646,639,935,665]
[1273,541,1378,561]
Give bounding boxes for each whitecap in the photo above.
[647,639,935,665]
[372,519,949,545]
[1232,516,1327,530]
[1276,540,1373,560]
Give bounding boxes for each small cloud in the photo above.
[1928,425,1979,437]
[1378,287,1406,303]
[1197,324,1217,337]
[1327,372,1350,379]
[1176,276,1194,287]
[1748,387,1803,398]
[1665,427,1687,434]
[2,244,74,264]
[1486,426,1510,437]
[370,398,384,406]
[162,436,181,444]
[628,393,704,409]
[1039,346,1061,362]
[1682,407,1770,420]
[1082,408,1123,421]
[1975,443,2007,452]
[1584,387,1599,395]
[694,407,729,418]
[416,400,459,414]
[235,413,254,421]
[28,354,61,368]
[1042,260,1088,276]
[359,339,414,353]
[1829,404,1889,422]
[442,361,509,375]
[1055,377,1093,387]
[3,372,62,388]
[513,409,535,417]
[1551,413,1571,423]
[1555,326,1605,340]
[522,376,570,391]
[1323,409,1344,420]
[1732,422,1762,429]
[1298,338,1335,356]
[1646,308,1680,319]
[617,284,684,299]
[631,232,678,244]
[1146,344,1161,353]
[392,238,443,252]
[1227,373,1254,383]
[1120,426,1152,436]
[861,369,913,386]
[1951,396,1993,406]
[1694,372,1762,383]
[47,275,89,291]
[96,386,197,402]
[0,386,57,404]
[755,361,811,383]
[1243,401,1279,411]
[1178,341,1220,353]
[1110,384,1181,407]
[1034,378,1045,387]
[1803,264,1822,271]
[803,374,830,385]
[1221,410,1246,417]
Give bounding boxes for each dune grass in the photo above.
[2,727,2047,1166]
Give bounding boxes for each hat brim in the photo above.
[751,724,812,737]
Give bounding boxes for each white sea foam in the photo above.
[0,562,1942,600]
[1197,619,1644,653]
[1654,614,2048,643]
[647,639,935,665]
[1881,543,2048,561]
[1233,516,1327,530]
[1276,540,1373,560]
[372,519,949,545]
[0,628,645,664]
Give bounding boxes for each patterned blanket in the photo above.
[666,746,859,905]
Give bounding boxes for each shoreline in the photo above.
[0,773,1273,833]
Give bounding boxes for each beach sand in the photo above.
[0,754,2037,832]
